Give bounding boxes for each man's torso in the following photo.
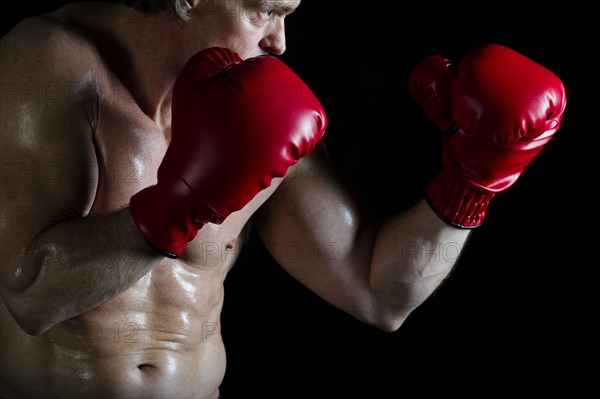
[0,3,280,397]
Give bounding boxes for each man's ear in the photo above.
[182,0,199,13]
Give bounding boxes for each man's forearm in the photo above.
[370,199,471,330]
[3,208,162,334]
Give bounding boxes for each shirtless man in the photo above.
[0,1,566,397]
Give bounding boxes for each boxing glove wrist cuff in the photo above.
[426,170,495,228]
[130,177,217,258]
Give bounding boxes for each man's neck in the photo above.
[114,4,191,123]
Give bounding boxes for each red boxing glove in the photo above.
[409,43,566,228]
[130,47,327,257]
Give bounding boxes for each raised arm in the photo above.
[254,142,470,331]
[254,43,566,332]
[0,20,161,335]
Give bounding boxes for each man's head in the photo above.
[122,1,301,59]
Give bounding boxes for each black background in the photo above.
[1,3,592,397]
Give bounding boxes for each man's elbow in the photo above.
[359,307,411,332]
[369,315,409,333]
[2,293,55,336]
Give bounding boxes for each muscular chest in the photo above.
[90,98,167,213]
[88,96,267,267]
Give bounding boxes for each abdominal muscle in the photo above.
[0,251,233,399]
[0,155,281,398]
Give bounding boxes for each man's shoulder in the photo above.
[1,11,102,83]
[0,12,107,141]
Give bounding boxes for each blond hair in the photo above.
[122,0,192,21]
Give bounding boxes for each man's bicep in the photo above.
[255,142,377,311]
[0,87,99,283]
[1,16,101,232]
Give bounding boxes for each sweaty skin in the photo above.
[0,3,285,397]
[1,1,470,397]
